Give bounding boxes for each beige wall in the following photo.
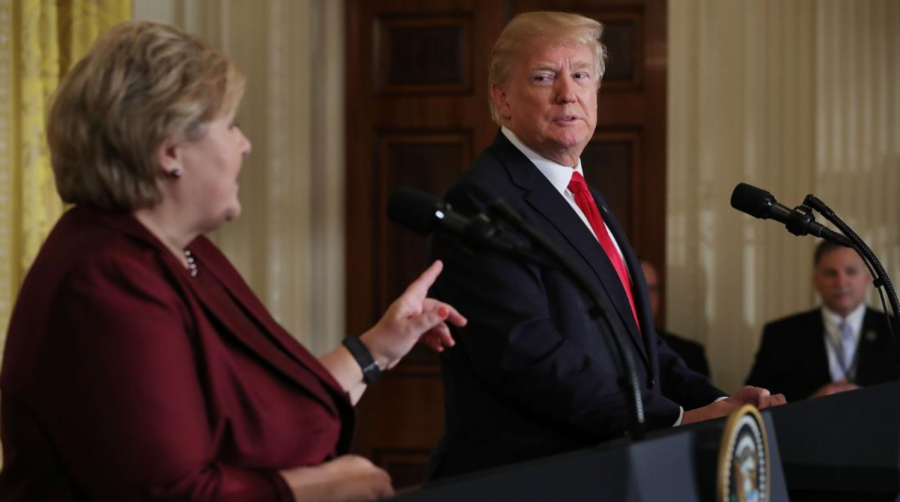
[669,0,900,392]
[134,0,346,355]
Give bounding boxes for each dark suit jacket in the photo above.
[426,132,724,480]
[0,206,354,502]
[745,307,898,402]
[658,331,711,379]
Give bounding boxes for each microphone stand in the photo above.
[804,194,900,373]
[455,214,559,270]
[487,198,646,441]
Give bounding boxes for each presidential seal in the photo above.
[717,405,770,502]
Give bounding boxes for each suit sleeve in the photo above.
[433,185,684,441]
[654,335,722,409]
[35,254,293,502]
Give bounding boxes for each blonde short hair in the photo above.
[47,20,246,211]
[488,12,607,123]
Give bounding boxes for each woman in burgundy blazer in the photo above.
[0,20,465,502]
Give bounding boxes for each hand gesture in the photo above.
[811,380,860,398]
[726,385,788,409]
[682,386,786,425]
[361,261,467,370]
[281,455,393,502]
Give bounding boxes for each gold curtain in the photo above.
[0,0,131,358]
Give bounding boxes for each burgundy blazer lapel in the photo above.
[99,210,349,414]
[185,238,349,411]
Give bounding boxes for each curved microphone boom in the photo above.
[730,183,852,247]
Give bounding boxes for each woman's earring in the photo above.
[169,168,183,179]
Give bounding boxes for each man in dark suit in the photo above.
[426,11,784,481]
[746,241,898,402]
[640,260,712,379]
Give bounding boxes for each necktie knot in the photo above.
[840,320,853,341]
[568,171,589,194]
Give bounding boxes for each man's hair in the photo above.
[47,20,246,211]
[488,11,608,124]
[814,240,847,267]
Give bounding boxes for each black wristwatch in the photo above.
[342,336,382,384]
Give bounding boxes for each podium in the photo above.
[393,413,790,502]
[767,380,900,501]
[387,381,900,501]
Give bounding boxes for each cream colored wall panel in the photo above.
[133,0,345,355]
[669,0,897,393]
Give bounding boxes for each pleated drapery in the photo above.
[0,0,131,381]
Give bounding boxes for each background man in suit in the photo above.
[746,241,898,401]
[426,11,784,481]
[640,260,712,379]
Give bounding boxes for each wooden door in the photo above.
[345,0,667,488]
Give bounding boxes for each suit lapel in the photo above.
[806,311,832,385]
[854,309,888,384]
[490,134,650,367]
[597,194,657,355]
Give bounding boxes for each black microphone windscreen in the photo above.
[388,187,440,235]
[731,183,775,219]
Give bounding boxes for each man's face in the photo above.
[491,42,598,167]
[813,247,870,317]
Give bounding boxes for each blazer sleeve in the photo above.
[34,253,293,502]
[434,185,684,441]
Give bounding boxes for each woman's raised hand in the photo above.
[361,260,467,370]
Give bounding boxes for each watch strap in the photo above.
[342,336,382,385]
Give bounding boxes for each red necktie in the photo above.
[567,171,640,332]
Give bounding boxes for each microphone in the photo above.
[730,183,851,247]
[387,187,552,266]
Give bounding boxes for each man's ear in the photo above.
[490,83,511,121]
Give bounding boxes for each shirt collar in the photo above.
[501,127,584,195]
[821,302,867,336]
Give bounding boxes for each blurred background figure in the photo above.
[640,259,711,379]
[746,241,898,401]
